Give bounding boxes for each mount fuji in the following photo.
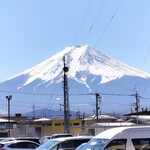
[0,45,150,116]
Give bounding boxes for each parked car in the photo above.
[81,126,150,150]
[0,140,40,150]
[40,136,52,144]
[36,136,93,150]
[40,133,73,144]
[0,137,40,144]
[75,142,86,150]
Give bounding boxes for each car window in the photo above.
[0,144,4,148]
[132,138,150,150]
[74,139,90,148]
[36,140,59,150]
[104,139,126,150]
[81,138,108,150]
[26,142,39,148]
[15,138,40,144]
[51,145,59,150]
[57,139,91,150]
[8,143,22,148]
[75,143,86,150]
[59,141,74,150]
[47,136,52,139]
[8,142,39,149]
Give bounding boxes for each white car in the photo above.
[40,133,73,144]
[37,136,92,150]
[0,137,40,144]
[81,126,150,150]
[75,142,86,150]
[0,140,40,150]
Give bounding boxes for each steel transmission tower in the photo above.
[63,56,70,133]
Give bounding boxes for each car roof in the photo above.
[0,137,40,144]
[52,133,72,136]
[41,133,73,138]
[1,137,39,140]
[49,136,93,142]
[0,140,40,145]
[94,126,150,139]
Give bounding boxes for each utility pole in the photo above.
[95,93,101,123]
[32,104,35,119]
[82,112,85,134]
[132,91,140,114]
[63,56,70,133]
[6,95,12,137]
[134,91,140,114]
[132,91,140,124]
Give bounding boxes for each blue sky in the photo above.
[0,0,150,81]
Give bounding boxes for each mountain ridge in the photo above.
[0,45,150,115]
[5,45,150,87]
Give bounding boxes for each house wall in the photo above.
[33,118,83,137]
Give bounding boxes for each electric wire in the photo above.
[131,45,150,112]
[0,90,62,96]
[141,96,150,100]
[83,0,106,43]
[94,0,124,48]
[70,1,125,102]
[70,0,104,88]
[47,85,63,115]
[0,101,136,109]
[2,1,150,114]
[132,46,150,93]
[73,0,94,45]
[2,89,150,112]
[2,89,150,98]
[138,46,150,95]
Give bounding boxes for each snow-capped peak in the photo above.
[1,45,150,114]
[7,45,150,87]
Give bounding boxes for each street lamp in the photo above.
[6,95,12,137]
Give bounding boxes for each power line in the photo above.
[1,89,150,99]
[138,46,150,95]
[0,90,62,96]
[73,0,94,45]
[141,96,150,100]
[94,0,124,47]
[83,0,106,43]
[70,92,133,97]
[1,91,150,113]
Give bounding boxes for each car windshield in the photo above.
[75,143,86,150]
[36,140,59,150]
[81,138,108,150]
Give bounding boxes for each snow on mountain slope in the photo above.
[0,45,150,115]
[7,45,150,89]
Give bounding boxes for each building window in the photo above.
[47,123,52,126]
[73,123,80,126]
[55,123,61,126]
